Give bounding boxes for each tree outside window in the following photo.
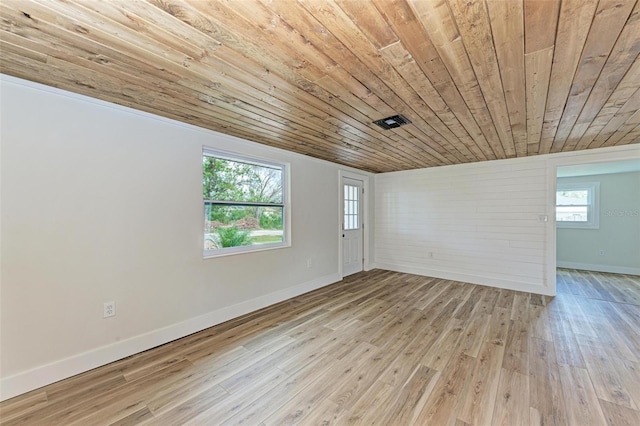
[203,150,288,256]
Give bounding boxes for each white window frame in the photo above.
[556,182,600,229]
[203,148,290,258]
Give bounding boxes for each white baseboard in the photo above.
[0,272,341,401]
[557,261,640,276]
[375,263,555,296]
[364,262,378,271]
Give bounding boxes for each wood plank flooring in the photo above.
[1,268,639,425]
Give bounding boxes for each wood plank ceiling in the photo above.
[1,0,639,173]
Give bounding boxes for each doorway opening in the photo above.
[555,159,640,295]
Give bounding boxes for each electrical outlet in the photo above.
[103,301,116,318]
[599,250,605,256]
[307,258,313,268]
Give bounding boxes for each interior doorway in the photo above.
[555,160,640,274]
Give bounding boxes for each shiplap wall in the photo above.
[375,146,640,295]
[375,157,552,294]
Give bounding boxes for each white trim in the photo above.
[202,242,290,259]
[375,263,555,296]
[0,272,341,401]
[339,170,371,277]
[203,147,285,170]
[545,163,557,296]
[557,261,640,276]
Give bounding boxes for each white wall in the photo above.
[375,157,550,294]
[557,171,640,275]
[375,145,640,296]
[0,75,373,400]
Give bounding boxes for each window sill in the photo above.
[203,242,291,259]
[556,223,599,230]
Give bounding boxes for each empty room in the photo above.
[1,0,639,425]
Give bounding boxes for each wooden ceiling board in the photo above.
[447,0,519,157]
[1,0,638,173]
[524,0,560,155]
[572,2,640,150]
[618,122,640,144]
[525,46,554,154]
[488,0,528,159]
[607,110,640,145]
[294,0,473,165]
[229,2,453,168]
[595,88,640,142]
[551,0,637,152]
[236,0,455,167]
[408,0,505,160]
[524,0,561,54]
[372,0,494,161]
[581,58,640,148]
[538,0,600,154]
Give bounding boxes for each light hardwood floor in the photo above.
[1,269,639,425]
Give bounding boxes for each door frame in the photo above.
[544,145,640,296]
[339,170,371,278]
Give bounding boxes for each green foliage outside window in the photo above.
[215,226,253,248]
[203,155,285,250]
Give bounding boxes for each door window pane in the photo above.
[344,184,360,230]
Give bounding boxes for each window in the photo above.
[343,183,360,230]
[203,149,288,257]
[556,182,600,229]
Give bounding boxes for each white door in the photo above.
[342,177,363,277]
